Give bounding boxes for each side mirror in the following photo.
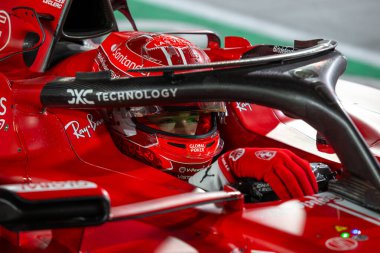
[0,181,110,231]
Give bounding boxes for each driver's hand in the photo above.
[218,148,318,199]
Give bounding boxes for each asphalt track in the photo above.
[126,0,380,87]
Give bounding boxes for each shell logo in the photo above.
[0,10,11,52]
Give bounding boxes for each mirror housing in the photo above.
[0,181,110,231]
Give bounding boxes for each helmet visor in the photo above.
[136,111,213,136]
[128,102,226,118]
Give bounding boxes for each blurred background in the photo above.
[121,0,380,88]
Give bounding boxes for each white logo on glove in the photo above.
[229,148,245,161]
[255,150,277,160]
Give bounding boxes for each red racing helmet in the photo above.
[94,32,224,180]
[92,31,210,77]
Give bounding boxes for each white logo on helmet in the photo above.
[255,150,277,160]
[111,44,118,52]
[229,148,245,162]
[189,143,205,153]
[179,167,202,174]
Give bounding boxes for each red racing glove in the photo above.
[217,148,318,199]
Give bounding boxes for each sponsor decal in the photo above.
[95,52,110,70]
[302,194,340,208]
[97,45,148,77]
[110,43,119,52]
[0,97,6,130]
[178,174,192,180]
[229,148,245,161]
[0,10,11,52]
[64,114,104,139]
[1,180,97,192]
[188,143,205,153]
[109,70,121,79]
[66,88,178,105]
[67,89,94,105]
[96,88,178,102]
[178,166,203,174]
[42,0,65,9]
[235,102,252,112]
[254,182,273,192]
[273,46,295,54]
[112,47,144,70]
[221,155,231,172]
[352,234,368,241]
[255,150,276,160]
[94,51,123,78]
[0,97,6,115]
[325,237,358,251]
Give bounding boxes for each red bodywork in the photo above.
[0,0,379,252]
